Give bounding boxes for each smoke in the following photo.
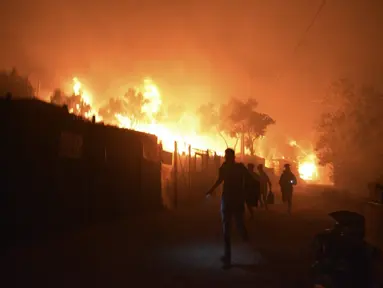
[1,0,383,145]
[316,79,383,191]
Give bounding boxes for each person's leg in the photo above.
[234,204,249,242]
[259,194,264,208]
[263,191,268,210]
[246,202,254,219]
[287,191,292,214]
[221,200,232,266]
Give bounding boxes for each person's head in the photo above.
[257,164,263,172]
[284,163,291,171]
[247,163,254,171]
[224,148,235,163]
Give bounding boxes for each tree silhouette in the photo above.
[223,98,275,155]
[50,89,66,106]
[197,102,229,148]
[98,88,149,128]
[0,68,34,98]
[50,88,92,118]
[315,78,383,189]
[197,98,275,154]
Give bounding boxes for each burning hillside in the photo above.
[48,76,321,182]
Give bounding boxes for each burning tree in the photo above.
[0,68,34,98]
[315,78,383,191]
[50,88,92,118]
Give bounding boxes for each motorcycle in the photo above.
[311,210,380,288]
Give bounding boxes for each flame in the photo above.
[65,77,322,177]
[142,78,161,119]
[70,78,101,121]
[72,77,92,105]
[290,139,319,181]
[107,78,226,156]
[298,156,318,181]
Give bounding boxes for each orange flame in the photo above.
[67,77,321,175]
[289,139,319,181]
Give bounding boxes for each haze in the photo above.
[1,0,383,143]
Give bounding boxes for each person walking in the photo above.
[206,148,255,269]
[279,163,297,214]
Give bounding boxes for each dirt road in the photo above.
[2,187,357,288]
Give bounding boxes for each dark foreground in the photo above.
[1,188,365,288]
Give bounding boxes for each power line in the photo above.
[275,0,327,82]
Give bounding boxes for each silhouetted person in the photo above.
[279,164,297,214]
[206,148,253,269]
[5,92,12,100]
[257,164,272,210]
[245,163,260,219]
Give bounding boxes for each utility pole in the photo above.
[173,141,178,209]
[188,144,191,195]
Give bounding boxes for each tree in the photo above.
[197,98,276,154]
[98,88,149,128]
[0,68,34,98]
[98,98,124,124]
[50,89,66,106]
[223,98,276,155]
[315,78,383,190]
[197,102,229,148]
[50,88,92,118]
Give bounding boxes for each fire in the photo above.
[290,139,319,181]
[66,77,321,174]
[298,154,318,181]
[69,77,102,121]
[72,77,92,105]
[69,77,225,156]
[141,78,161,119]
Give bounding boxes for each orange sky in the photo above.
[1,0,383,144]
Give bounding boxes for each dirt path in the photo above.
[2,189,344,288]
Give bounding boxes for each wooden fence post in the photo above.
[174,141,178,209]
[188,145,192,194]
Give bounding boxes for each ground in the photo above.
[1,187,363,288]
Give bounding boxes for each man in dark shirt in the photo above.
[279,163,297,214]
[206,148,255,268]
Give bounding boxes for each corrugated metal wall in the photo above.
[0,99,162,248]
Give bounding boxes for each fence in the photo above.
[160,142,222,209]
[0,98,162,248]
